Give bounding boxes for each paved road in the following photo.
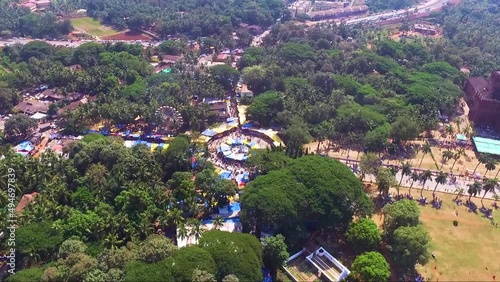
[336,158,499,199]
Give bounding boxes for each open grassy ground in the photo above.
[374,189,500,281]
[70,17,119,37]
[416,190,499,282]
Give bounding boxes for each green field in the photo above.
[70,17,119,37]
[415,190,500,282]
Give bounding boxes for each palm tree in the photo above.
[188,218,204,242]
[104,232,124,250]
[177,222,188,242]
[419,142,432,168]
[495,168,500,179]
[473,155,487,174]
[450,148,465,171]
[440,150,454,170]
[212,216,224,230]
[485,160,497,177]
[445,124,454,139]
[433,171,448,195]
[399,162,412,187]
[467,181,482,202]
[420,170,433,197]
[454,187,464,200]
[481,178,498,206]
[409,171,420,195]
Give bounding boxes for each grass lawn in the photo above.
[376,189,500,281]
[70,17,119,37]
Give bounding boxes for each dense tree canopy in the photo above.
[351,251,391,282]
[345,218,381,254]
[241,155,373,247]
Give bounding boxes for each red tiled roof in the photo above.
[15,192,39,213]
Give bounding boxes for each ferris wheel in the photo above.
[156,106,184,134]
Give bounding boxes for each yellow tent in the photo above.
[150,143,158,152]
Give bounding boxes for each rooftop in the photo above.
[15,100,51,114]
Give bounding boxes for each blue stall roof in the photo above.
[473,137,500,155]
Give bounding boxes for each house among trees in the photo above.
[15,100,51,115]
[15,192,39,214]
[414,23,438,35]
[203,97,229,120]
[464,70,500,132]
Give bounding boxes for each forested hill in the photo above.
[53,0,285,38]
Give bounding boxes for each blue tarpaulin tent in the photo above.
[220,171,232,180]
[202,129,218,137]
[242,122,254,129]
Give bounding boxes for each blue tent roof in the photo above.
[202,129,218,137]
[220,171,232,180]
[242,122,254,129]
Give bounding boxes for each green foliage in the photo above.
[124,259,174,282]
[382,199,420,236]
[262,234,289,279]
[390,116,421,142]
[199,231,263,282]
[278,43,316,62]
[158,40,185,55]
[376,168,398,196]
[209,64,240,91]
[0,84,20,114]
[138,234,176,263]
[391,226,431,270]
[58,239,87,259]
[16,221,64,262]
[245,149,291,175]
[351,251,391,282]
[242,156,373,247]
[364,124,390,152]
[6,267,44,282]
[171,246,216,282]
[3,113,38,143]
[345,218,381,254]
[246,91,284,126]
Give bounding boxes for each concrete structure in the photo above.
[464,71,500,132]
[414,23,438,35]
[284,247,350,282]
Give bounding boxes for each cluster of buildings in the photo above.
[307,5,369,21]
[19,0,51,12]
[0,83,91,156]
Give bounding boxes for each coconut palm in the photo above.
[450,148,465,171]
[409,171,420,195]
[467,181,482,202]
[420,170,433,197]
[433,171,448,195]
[454,187,464,200]
[473,155,488,174]
[481,178,499,206]
[399,162,412,187]
[188,218,204,242]
[485,160,497,177]
[177,222,188,242]
[212,216,225,230]
[440,150,454,170]
[419,142,432,168]
[445,124,454,139]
